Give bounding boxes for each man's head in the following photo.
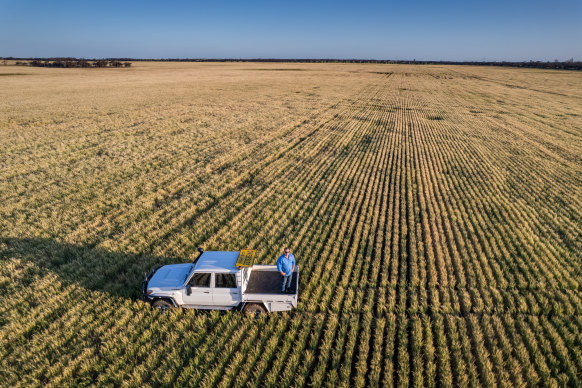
[284,247,290,255]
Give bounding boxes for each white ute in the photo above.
[142,249,299,314]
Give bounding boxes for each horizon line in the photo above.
[3,56,580,63]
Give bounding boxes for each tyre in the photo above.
[243,303,266,316]
[152,299,174,311]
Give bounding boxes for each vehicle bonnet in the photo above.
[148,263,193,289]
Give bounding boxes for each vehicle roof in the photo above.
[194,251,240,273]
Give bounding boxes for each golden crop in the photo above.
[0,62,581,387]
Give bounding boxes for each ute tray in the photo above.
[246,269,298,294]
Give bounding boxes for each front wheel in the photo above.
[152,299,174,311]
[243,303,266,316]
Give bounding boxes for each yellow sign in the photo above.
[236,249,256,267]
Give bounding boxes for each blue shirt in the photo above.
[277,253,295,276]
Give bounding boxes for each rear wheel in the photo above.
[244,303,266,316]
[152,299,174,311]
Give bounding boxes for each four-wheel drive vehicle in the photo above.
[142,250,298,313]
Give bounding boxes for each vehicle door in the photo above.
[183,272,213,305]
[213,272,241,306]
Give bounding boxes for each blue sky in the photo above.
[1,0,580,60]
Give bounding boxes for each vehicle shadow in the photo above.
[0,237,188,300]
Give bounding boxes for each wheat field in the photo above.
[1,62,581,387]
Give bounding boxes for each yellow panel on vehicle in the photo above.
[236,249,256,267]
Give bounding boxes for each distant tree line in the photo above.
[12,58,131,68]
[3,57,581,70]
[105,58,582,70]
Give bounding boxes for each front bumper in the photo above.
[141,265,162,302]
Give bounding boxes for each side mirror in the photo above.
[186,285,192,296]
[197,247,204,253]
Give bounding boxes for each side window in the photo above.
[190,273,211,287]
[215,273,237,288]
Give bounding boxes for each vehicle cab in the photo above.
[182,251,242,308]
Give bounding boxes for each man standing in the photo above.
[277,247,295,293]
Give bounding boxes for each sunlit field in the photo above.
[1,62,581,387]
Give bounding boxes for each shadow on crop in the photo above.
[0,237,187,300]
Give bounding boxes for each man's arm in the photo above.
[277,256,286,276]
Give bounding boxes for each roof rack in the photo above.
[236,249,256,267]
